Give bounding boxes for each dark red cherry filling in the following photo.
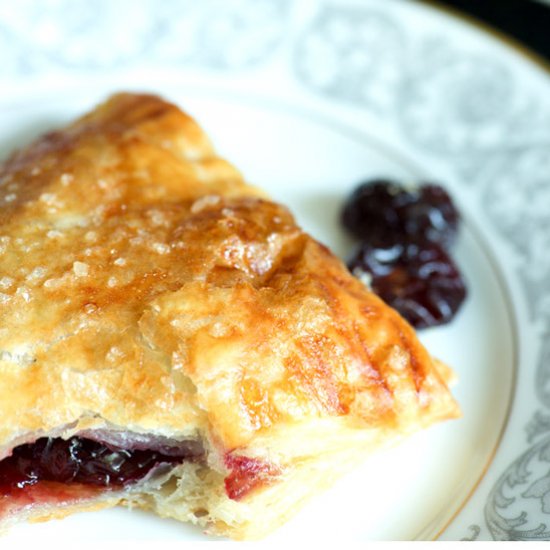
[224,454,281,501]
[0,436,203,491]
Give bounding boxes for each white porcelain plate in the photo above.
[0,0,549,542]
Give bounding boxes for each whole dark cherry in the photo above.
[341,179,459,250]
[348,239,467,329]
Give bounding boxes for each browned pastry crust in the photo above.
[0,93,460,539]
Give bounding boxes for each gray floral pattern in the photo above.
[461,524,481,541]
[153,0,290,69]
[0,0,155,71]
[0,0,290,73]
[536,336,550,409]
[293,6,405,112]
[527,411,550,443]
[482,145,550,322]
[397,52,515,156]
[486,435,550,541]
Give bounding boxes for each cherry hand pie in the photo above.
[0,93,460,539]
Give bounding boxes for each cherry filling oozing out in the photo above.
[224,454,281,501]
[0,436,203,491]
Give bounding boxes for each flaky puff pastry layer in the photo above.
[0,93,460,539]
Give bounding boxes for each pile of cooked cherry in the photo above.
[341,179,467,329]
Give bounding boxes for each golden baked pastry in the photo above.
[0,93,460,539]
